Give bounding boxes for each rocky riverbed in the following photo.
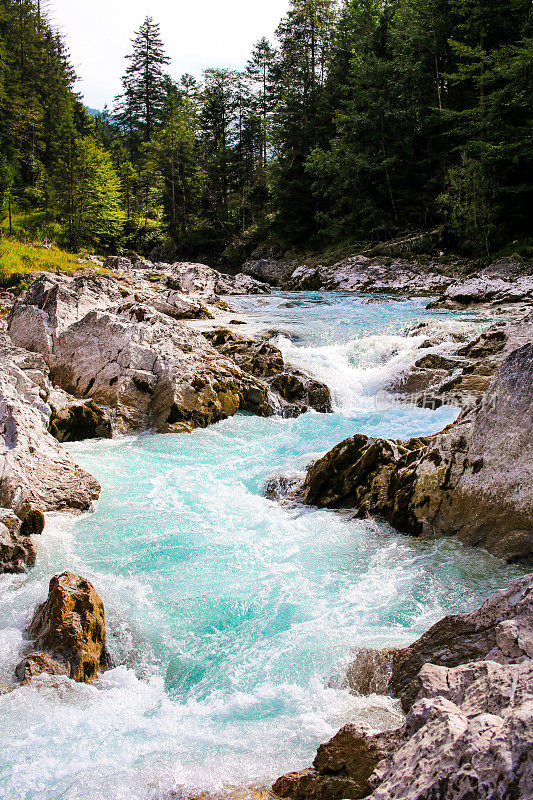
[243,252,533,314]
[1,253,532,800]
[1,260,332,576]
[264,255,533,564]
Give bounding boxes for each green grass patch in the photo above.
[0,238,91,288]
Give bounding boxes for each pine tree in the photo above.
[117,17,170,144]
[272,0,337,245]
[246,38,276,169]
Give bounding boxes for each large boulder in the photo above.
[0,335,101,514]
[150,290,213,320]
[225,272,271,295]
[47,305,272,432]
[302,435,419,511]
[8,275,275,434]
[8,273,328,434]
[301,335,533,562]
[16,571,109,684]
[204,327,285,378]
[242,256,298,287]
[166,262,218,296]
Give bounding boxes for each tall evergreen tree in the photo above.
[246,38,276,169]
[271,0,337,245]
[116,17,170,145]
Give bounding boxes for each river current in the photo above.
[0,292,524,800]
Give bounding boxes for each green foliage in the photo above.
[53,135,124,250]
[0,0,530,261]
[438,155,494,255]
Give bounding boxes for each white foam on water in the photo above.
[0,292,521,800]
[275,332,426,413]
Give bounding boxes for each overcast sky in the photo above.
[49,0,290,110]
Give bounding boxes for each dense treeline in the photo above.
[0,0,531,262]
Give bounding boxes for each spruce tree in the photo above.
[246,38,276,169]
[117,17,170,144]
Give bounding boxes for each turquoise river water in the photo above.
[0,292,525,800]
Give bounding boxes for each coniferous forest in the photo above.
[0,0,532,265]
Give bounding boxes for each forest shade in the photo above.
[0,0,531,263]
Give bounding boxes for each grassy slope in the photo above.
[0,238,84,287]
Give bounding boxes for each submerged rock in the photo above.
[270,371,332,415]
[17,571,109,684]
[15,651,69,682]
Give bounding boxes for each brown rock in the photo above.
[342,647,398,695]
[270,372,332,415]
[301,332,533,562]
[205,327,332,416]
[25,571,108,683]
[0,517,36,573]
[272,768,364,800]
[15,651,69,683]
[272,724,404,800]
[302,435,415,512]
[203,328,285,378]
[19,507,45,537]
